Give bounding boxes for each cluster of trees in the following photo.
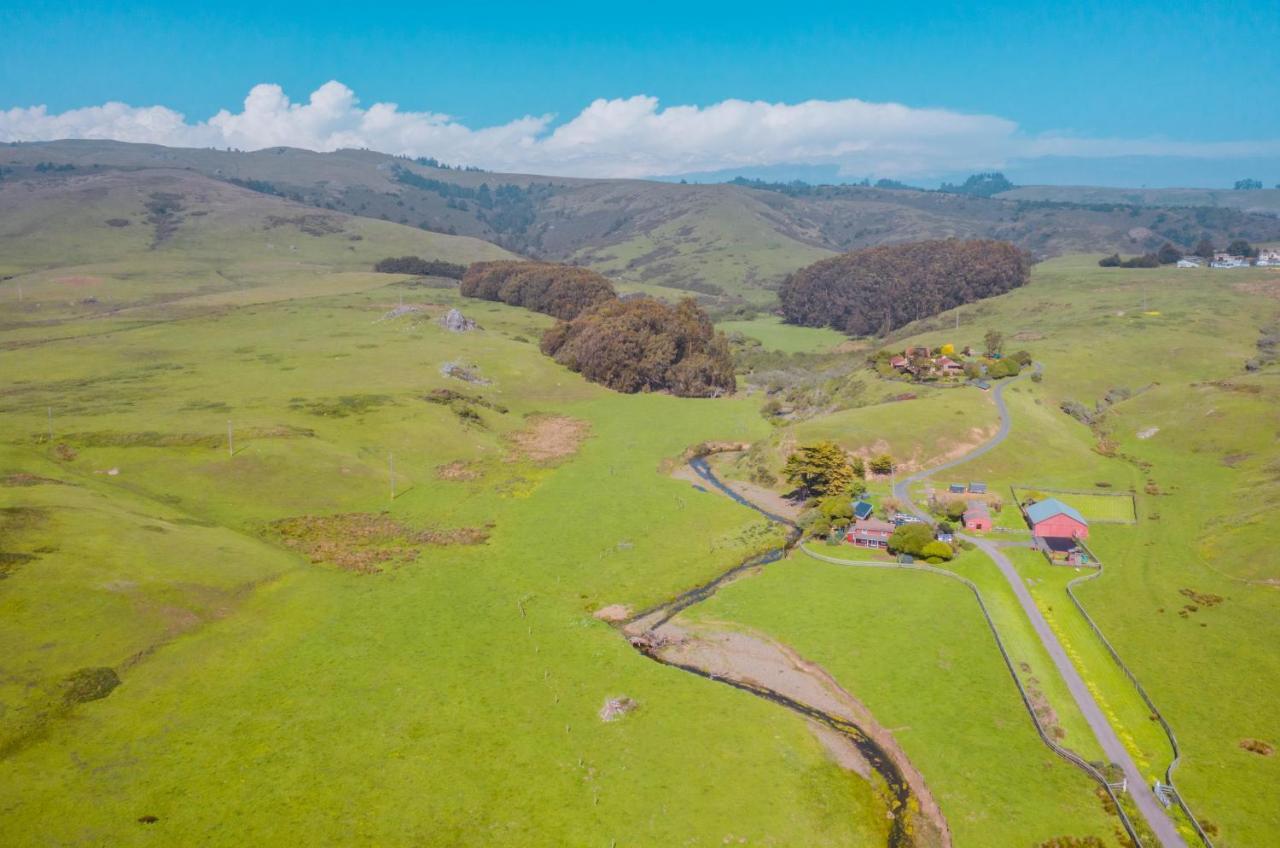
[373,256,467,278]
[938,172,1015,197]
[392,167,548,236]
[461,261,616,320]
[781,239,1031,336]
[1234,178,1264,191]
[540,297,736,397]
[782,441,898,500]
[887,522,954,562]
[1101,237,1265,269]
[1099,241,1188,268]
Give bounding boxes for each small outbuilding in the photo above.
[968,481,987,494]
[853,500,875,521]
[948,483,966,494]
[963,501,992,532]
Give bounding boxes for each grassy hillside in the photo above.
[0,168,512,346]
[0,271,896,845]
[10,140,1280,307]
[867,256,1280,845]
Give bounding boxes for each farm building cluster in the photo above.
[1178,249,1280,269]
[875,346,1027,384]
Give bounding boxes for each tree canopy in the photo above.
[780,239,1031,336]
[539,297,735,397]
[783,441,856,498]
[373,256,467,278]
[461,260,616,320]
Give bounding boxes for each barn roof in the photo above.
[1026,498,1086,526]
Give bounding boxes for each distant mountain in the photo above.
[6,140,1280,306]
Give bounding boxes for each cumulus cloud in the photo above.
[1,81,1275,179]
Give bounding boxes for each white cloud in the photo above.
[1,81,1276,179]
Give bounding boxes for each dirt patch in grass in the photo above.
[290,395,392,418]
[2,472,65,487]
[270,512,488,574]
[50,425,313,449]
[1239,738,1274,756]
[53,275,104,288]
[436,460,482,481]
[61,667,121,705]
[598,696,638,722]
[593,603,632,622]
[1020,662,1066,740]
[507,415,590,463]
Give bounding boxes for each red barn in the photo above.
[1025,499,1089,539]
[962,501,991,532]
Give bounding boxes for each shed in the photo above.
[962,501,991,532]
[1026,498,1089,539]
[948,483,966,494]
[968,482,987,494]
[853,500,875,520]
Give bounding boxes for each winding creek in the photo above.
[616,455,945,848]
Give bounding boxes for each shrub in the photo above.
[780,239,1030,335]
[888,522,935,556]
[1098,254,1122,267]
[921,540,954,562]
[1156,243,1183,264]
[540,297,734,397]
[462,260,615,320]
[868,454,894,476]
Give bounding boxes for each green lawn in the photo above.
[687,552,1122,847]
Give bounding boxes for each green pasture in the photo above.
[717,315,849,354]
[688,551,1122,847]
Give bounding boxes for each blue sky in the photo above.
[2,1,1277,186]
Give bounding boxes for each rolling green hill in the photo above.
[9,140,1280,307]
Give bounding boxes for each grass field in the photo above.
[716,315,850,354]
[0,176,895,846]
[687,552,1123,847]
[4,160,1280,848]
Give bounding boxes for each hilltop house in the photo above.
[1025,498,1089,540]
[936,356,964,376]
[846,518,895,549]
[963,501,991,532]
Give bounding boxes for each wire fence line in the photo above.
[1068,540,1214,847]
[800,546,1145,848]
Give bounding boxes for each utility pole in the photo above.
[227,420,234,456]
